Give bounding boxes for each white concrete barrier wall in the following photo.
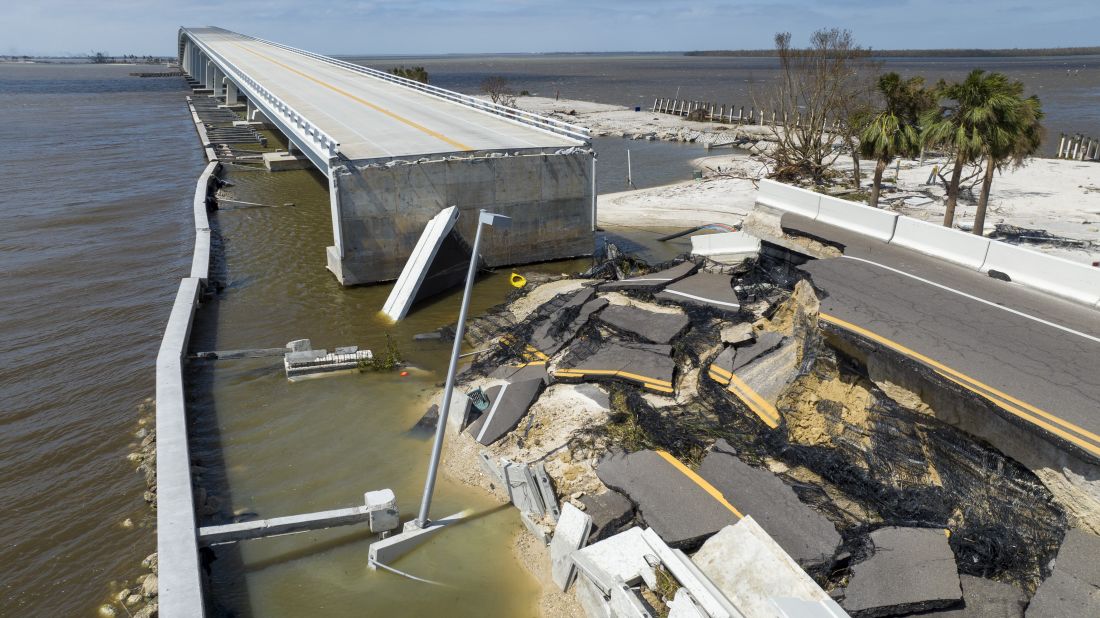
[756,179,821,219]
[890,216,992,270]
[981,242,1100,306]
[190,161,218,281]
[156,277,207,618]
[816,195,899,242]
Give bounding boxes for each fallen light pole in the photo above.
[367,208,512,569]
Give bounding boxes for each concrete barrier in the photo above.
[190,161,219,282]
[756,179,821,219]
[981,242,1100,306]
[156,277,207,618]
[890,217,992,270]
[816,195,899,242]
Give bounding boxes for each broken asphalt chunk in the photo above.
[555,339,675,395]
[655,272,741,313]
[842,527,962,617]
[464,378,544,446]
[596,450,739,548]
[600,260,699,292]
[579,490,635,543]
[1026,528,1100,617]
[597,304,691,344]
[528,288,609,356]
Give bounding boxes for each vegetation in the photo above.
[358,334,403,371]
[389,65,429,83]
[859,73,936,207]
[480,75,517,107]
[921,70,1044,231]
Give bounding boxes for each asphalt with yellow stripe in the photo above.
[791,215,1100,462]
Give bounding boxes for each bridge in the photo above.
[178,27,595,285]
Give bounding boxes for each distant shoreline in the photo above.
[687,47,1100,58]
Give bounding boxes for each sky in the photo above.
[3,0,1099,57]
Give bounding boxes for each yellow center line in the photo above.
[820,312,1100,454]
[655,451,743,519]
[707,363,780,428]
[230,42,474,152]
[554,367,672,388]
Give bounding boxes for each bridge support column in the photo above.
[205,61,214,90]
[225,80,238,105]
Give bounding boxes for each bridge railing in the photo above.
[180,28,341,169]
[232,31,591,144]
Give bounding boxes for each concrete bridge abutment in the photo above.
[324,148,595,286]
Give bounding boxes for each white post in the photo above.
[1058,133,1066,158]
[626,149,632,188]
[591,155,598,232]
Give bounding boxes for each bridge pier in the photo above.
[325,148,595,286]
[224,79,238,106]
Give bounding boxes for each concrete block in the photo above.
[600,260,699,292]
[656,272,741,313]
[575,573,614,618]
[367,511,467,567]
[503,462,545,516]
[381,206,468,321]
[551,503,594,590]
[981,241,1100,307]
[639,528,741,618]
[690,231,761,264]
[720,322,755,346]
[534,462,561,522]
[287,338,312,352]
[478,452,505,485]
[609,580,655,617]
[579,490,635,542]
[445,390,473,434]
[667,588,708,618]
[263,151,312,171]
[698,441,839,572]
[521,511,551,545]
[597,304,691,344]
[842,527,961,617]
[1026,528,1100,617]
[365,489,399,533]
[465,378,544,445]
[596,450,739,548]
[572,527,658,594]
[693,517,838,618]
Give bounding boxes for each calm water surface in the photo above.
[2,51,1098,615]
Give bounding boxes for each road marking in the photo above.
[231,43,474,152]
[655,451,743,519]
[820,312,1100,458]
[708,364,780,428]
[841,255,1100,345]
[475,383,508,443]
[660,289,741,309]
[555,368,674,393]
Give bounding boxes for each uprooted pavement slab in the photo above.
[596,449,739,549]
[465,377,545,446]
[655,271,741,313]
[555,339,676,395]
[904,575,1027,617]
[1025,528,1100,617]
[595,303,691,345]
[697,439,841,574]
[840,527,962,617]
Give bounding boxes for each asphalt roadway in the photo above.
[190,29,582,161]
[784,214,1100,461]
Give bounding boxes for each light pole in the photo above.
[415,209,511,528]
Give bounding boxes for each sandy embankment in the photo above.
[513,95,1100,264]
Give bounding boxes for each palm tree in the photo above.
[921,70,1042,230]
[859,73,934,207]
[972,90,1043,235]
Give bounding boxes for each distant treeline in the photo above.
[686,47,1100,58]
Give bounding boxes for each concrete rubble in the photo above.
[578,490,635,542]
[550,503,594,590]
[282,338,373,378]
[690,231,762,265]
[596,303,691,344]
[840,527,962,617]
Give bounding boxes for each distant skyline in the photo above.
[3,0,1099,56]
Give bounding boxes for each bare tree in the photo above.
[764,29,871,184]
[481,76,517,107]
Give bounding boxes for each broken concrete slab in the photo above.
[576,574,614,618]
[909,575,1025,617]
[693,517,841,618]
[842,527,962,617]
[556,339,676,395]
[382,206,471,321]
[571,526,658,594]
[707,337,799,429]
[367,511,468,567]
[690,231,761,265]
[656,272,741,313]
[639,527,742,618]
[697,440,840,572]
[551,503,594,591]
[600,260,699,292]
[1026,528,1100,617]
[597,304,691,344]
[609,580,654,617]
[579,490,635,543]
[596,450,740,548]
[465,378,544,446]
[667,588,708,618]
[720,322,755,346]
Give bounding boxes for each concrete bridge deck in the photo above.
[186,28,583,161]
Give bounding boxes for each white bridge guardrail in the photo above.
[180,28,340,173]
[757,179,1100,308]
[229,29,591,144]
